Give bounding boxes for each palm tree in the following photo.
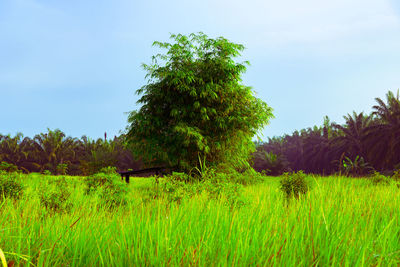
[331,111,373,164]
[301,116,337,175]
[363,90,400,170]
[301,126,328,173]
[0,133,27,168]
[33,129,77,174]
[282,131,304,171]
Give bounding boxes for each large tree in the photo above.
[126,33,273,171]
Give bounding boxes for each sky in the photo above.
[1,0,400,141]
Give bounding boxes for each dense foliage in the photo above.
[2,89,399,177]
[126,33,273,171]
[0,129,140,175]
[254,90,400,176]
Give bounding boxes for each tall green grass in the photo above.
[0,173,399,266]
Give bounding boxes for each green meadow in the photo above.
[1,172,399,266]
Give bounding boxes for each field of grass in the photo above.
[1,172,400,266]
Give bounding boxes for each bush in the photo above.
[42,170,52,175]
[370,171,391,186]
[156,171,247,207]
[340,155,374,177]
[157,174,198,203]
[279,171,311,199]
[84,172,114,194]
[228,168,265,185]
[99,166,118,175]
[97,177,128,208]
[196,164,264,185]
[0,172,24,200]
[84,172,128,208]
[39,178,72,213]
[0,162,19,173]
[203,179,246,207]
[392,170,400,181]
[56,163,68,175]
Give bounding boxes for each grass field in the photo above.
[1,172,400,266]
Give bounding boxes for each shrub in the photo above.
[169,172,194,183]
[203,179,246,207]
[97,177,128,208]
[99,166,118,175]
[157,174,198,203]
[156,171,247,207]
[0,172,24,200]
[56,163,68,175]
[42,170,52,175]
[340,155,374,177]
[279,171,311,199]
[39,178,72,213]
[0,162,19,173]
[84,171,128,208]
[392,170,400,181]
[199,164,264,185]
[84,172,114,194]
[228,168,265,185]
[370,171,391,186]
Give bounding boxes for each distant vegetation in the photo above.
[1,89,398,177]
[254,89,400,176]
[0,130,140,175]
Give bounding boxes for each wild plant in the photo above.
[279,170,311,200]
[190,154,210,180]
[97,176,128,208]
[99,166,118,175]
[205,164,264,185]
[340,155,374,177]
[157,174,198,203]
[42,170,52,175]
[392,170,400,181]
[228,168,265,185]
[56,163,68,175]
[156,171,247,207]
[84,171,128,207]
[39,178,72,213]
[393,170,400,189]
[0,161,19,173]
[370,171,391,186]
[0,172,24,200]
[83,172,114,194]
[203,178,247,207]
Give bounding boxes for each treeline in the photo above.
[253,90,400,176]
[0,129,141,175]
[2,90,399,177]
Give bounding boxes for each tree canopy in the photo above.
[0,129,140,175]
[126,32,274,171]
[253,89,400,176]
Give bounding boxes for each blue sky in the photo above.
[1,0,400,140]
